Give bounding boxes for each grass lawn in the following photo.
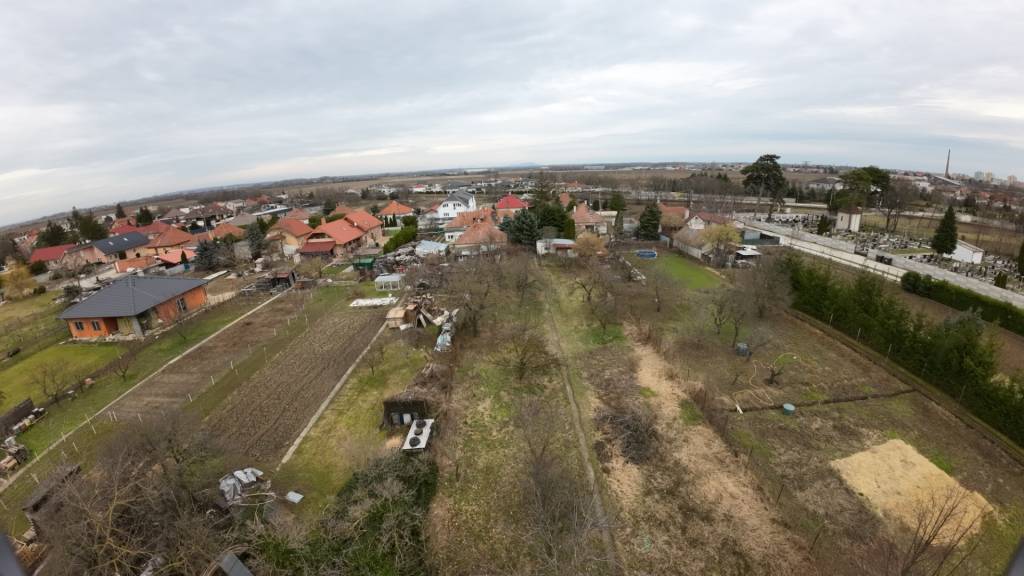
[0,291,60,324]
[0,343,123,413]
[630,251,721,290]
[274,335,425,523]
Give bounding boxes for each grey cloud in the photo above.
[1,0,1022,225]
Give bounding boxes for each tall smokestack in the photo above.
[945,149,951,178]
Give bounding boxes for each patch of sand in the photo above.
[831,439,991,541]
[629,340,815,572]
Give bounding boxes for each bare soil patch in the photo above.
[113,293,295,419]
[206,305,384,463]
[605,339,815,575]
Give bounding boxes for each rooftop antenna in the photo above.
[944,149,951,178]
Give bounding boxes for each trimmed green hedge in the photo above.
[786,256,1024,447]
[901,271,1024,337]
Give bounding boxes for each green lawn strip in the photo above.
[628,251,721,290]
[0,343,123,413]
[273,338,425,523]
[0,292,60,323]
[0,292,65,365]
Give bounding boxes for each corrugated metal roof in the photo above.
[59,275,208,319]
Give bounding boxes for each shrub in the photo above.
[788,257,1023,447]
[901,271,1024,337]
[253,452,437,575]
[383,225,417,253]
[28,261,48,275]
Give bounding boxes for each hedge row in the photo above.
[786,256,1024,448]
[900,271,1024,337]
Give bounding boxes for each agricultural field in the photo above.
[426,256,612,575]
[621,249,1024,574]
[274,330,428,521]
[204,287,386,463]
[0,292,274,532]
[543,262,809,574]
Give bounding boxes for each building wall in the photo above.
[66,317,118,339]
[151,286,208,326]
[363,227,383,246]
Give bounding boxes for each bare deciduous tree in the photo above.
[494,321,559,387]
[859,487,989,576]
[42,413,233,576]
[110,340,144,381]
[512,397,608,574]
[33,364,68,405]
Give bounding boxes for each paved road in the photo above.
[744,220,1024,309]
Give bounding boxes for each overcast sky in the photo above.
[2,0,1022,225]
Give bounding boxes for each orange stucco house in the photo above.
[59,276,209,339]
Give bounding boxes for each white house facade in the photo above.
[438,191,477,221]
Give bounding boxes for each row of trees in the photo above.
[785,255,1024,446]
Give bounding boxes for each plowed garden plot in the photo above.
[205,305,385,463]
[113,292,306,420]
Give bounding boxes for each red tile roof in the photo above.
[558,192,572,208]
[136,221,172,237]
[378,200,414,217]
[29,243,76,263]
[299,239,336,254]
[110,224,141,236]
[495,194,529,210]
[312,219,364,246]
[343,209,383,232]
[285,207,311,220]
[271,218,313,238]
[147,226,193,249]
[572,202,604,226]
[454,220,507,246]
[210,222,245,240]
[156,249,196,265]
[114,256,157,273]
[445,208,493,230]
[330,204,359,216]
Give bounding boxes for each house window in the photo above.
[73,321,85,332]
[176,297,188,313]
[90,320,101,331]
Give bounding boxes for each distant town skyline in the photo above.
[2,0,1022,226]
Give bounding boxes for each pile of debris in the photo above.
[434,309,458,352]
[217,467,272,511]
[0,437,29,476]
[371,244,420,277]
[385,294,456,330]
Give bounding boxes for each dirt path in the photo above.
[624,338,815,574]
[206,305,385,463]
[542,277,621,572]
